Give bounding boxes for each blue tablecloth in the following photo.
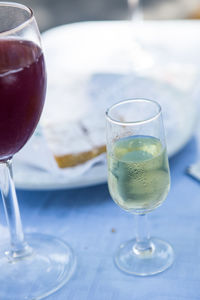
[1,132,200,299]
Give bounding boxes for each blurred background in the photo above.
[12,0,200,32]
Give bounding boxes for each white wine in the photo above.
[108,136,170,213]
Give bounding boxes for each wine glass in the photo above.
[0,2,75,299]
[106,98,174,276]
[127,0,142,20]
[127,0,155,71]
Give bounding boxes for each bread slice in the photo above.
[42,113,106,168]
[54,145,106,168]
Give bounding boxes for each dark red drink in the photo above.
[0,39,46,160]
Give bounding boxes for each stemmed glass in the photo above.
[127,0,155,71]
[106,99,174,276]
[127,0,142,20]
[0,2,75,299]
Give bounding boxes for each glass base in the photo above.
[0,233,76,300]
[115,237,174,276]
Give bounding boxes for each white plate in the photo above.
[13,158,107,190]
[13,20,200,190]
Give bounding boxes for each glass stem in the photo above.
[0,159,31,259]
[133,214,154,255]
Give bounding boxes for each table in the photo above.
[0,128,199,299]
[1,18,200,300]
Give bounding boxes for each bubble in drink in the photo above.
[108,136,170,213]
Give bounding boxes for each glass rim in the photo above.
[0,1,34,37]
[105,98,162,126]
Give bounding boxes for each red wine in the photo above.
[0,39,46,160]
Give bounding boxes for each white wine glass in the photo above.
[106,98,174,276]
[0,2,75,299]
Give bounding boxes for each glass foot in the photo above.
[0,233,76,299]
[115,237,174,276]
